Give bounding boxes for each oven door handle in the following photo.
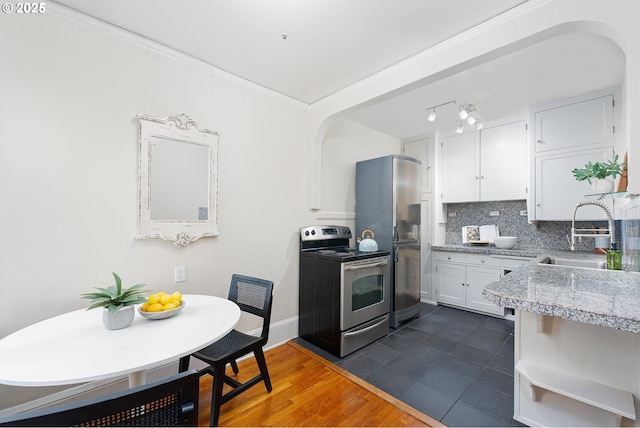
[343,315,389,338]
[343,259,389,271]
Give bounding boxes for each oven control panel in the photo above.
[300,225,352,241]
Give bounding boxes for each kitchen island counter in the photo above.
[483,256,640,333]
[482,255,640,426]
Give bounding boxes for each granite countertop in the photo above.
[482,254,640,333]
[431,244,609,261]
[431,243,542,258]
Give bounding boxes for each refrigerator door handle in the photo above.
[393,225,398,242]
[393,246,399,262]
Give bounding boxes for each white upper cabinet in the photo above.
[441,131,479,203]
[529,88,620,221]
[441,120,527,203]
[535,147,614,220]
[480,120,528,201]
[533,94,614,153]
[403,136,434,194]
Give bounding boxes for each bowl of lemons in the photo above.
[139,291,185,320]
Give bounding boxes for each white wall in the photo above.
[0,9,316,409]
[320,119,400,218]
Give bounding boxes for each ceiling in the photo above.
[51,0,625,139]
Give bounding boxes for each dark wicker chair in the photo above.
[0,370,199,427]
[179,274,274,426]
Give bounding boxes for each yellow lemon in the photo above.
[172,291,182,302]
[163,302,176,311]
[147,303,164,312]
[160,294,173,305]
[158,291,168,297]
[147,294,160,304]
[171,299,181,308]
[141,302,150,312]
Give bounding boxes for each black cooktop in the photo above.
[301,247,390,262]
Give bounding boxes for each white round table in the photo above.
[0,295,240,387]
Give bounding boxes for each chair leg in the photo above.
[210,362,225,427]
[254,348,272,392]
[178,356,190,373]
[230,359,239,374]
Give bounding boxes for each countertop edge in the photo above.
[431,244,540,258]
[482,287,640,334]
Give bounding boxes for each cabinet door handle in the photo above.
[536,139,545,144]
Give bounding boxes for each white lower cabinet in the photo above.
[434,251,504,316]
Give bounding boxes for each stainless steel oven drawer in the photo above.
[340,314,389,357]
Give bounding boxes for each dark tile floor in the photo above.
[293,303,527,427]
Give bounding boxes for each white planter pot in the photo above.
[102,306,135,330]
[592,178,614,193]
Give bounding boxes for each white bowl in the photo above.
[138,301,185,320]
[494,236,517,249]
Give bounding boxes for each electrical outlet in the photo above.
[175,266,186,283]
[489,210,500,216]
[448,211,457,218]
[520,210,528,216]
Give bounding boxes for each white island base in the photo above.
[515,311,638,427]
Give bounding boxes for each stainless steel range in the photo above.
[299,225,391,357]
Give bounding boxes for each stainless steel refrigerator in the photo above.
[356,155,421,328]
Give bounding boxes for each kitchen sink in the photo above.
[538,256,606,270]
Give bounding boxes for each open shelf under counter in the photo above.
[516,360,636,426]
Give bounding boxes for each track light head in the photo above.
[475,122,484,130]
[458,107,468,120]
[428,109,436,122]
[456,122,464,134]
[466,115,476,125]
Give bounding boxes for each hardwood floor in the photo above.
[197,341,442,427]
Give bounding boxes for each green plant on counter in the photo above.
[571,154,625,184]
[81,272,149,314]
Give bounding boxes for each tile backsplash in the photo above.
[445,200,607,252]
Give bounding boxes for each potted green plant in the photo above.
[81,272,149,330]
[571,155,625,192]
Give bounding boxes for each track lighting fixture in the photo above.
[425,101,483,133]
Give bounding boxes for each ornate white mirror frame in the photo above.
[136,113,220,247]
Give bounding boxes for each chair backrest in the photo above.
[0,370,199,427]
[228,274,274,343]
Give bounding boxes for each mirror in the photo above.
[137,113,220,247]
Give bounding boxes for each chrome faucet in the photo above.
[570,200,615,251]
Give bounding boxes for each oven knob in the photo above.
[311,230,316,235]
[304,230,310,236]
